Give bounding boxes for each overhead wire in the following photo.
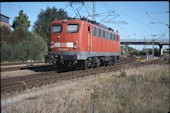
[102,3,148,25]
[104,14,119,23]
[102,2,162,39]
[64,2,70,10]
[132,2,168,32]
[146,13,169,27]
[70,3,80,18]
[101,2,157,38]
[83,3,91,18]
[99,11,115,23]
[98,3,143,39]
[65,2,92,18]
[5,3,39,15]
[146,11,169,14]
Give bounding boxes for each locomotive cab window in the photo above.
[67,24,79,33]
[52,25,62,33]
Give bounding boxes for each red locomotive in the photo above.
[45,18,121,69]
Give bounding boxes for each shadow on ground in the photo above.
[20,65,77,73]
[20,65,58,72]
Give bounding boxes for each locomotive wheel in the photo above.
[96,57,101,67]
[82,60,88,70]
[76,60,88,70]
[57,64,66,72]
[92,57,97,68]
[100,57,105,66]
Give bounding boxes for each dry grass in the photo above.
[1,64,169,113]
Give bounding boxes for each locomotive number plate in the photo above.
[58,48,68,51]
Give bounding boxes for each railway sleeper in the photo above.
[2,61,154,96]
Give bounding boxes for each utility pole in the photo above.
[92,2,95,20]
[152,34,156,58]
[146,49,148,60]
[144,37,147,60]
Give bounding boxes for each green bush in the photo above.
[1,32,47,62]
[1,42,13,61]
[27,32,48,60]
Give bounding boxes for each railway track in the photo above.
[1,62,47,72]
[1,61,44,66]
[1,58,161,98]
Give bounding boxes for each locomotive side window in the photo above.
[105,31,110,40]
[92,27,97,36]
[112,34,114,40]
[108,32,111,40]
[113,34,115,41]
[96,28,99,37]
[101,30,103,38]
[52,25,62,33]
[117,35,119,41]
[115,35,118,41]
[102,30,105,38]
[110,33,113,40]
[98,28,102,37]
[104,31,107,39]
[67,24,79,33]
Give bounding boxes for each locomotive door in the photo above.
[88,26,92,52]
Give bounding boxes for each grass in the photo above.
[2,64,169,113]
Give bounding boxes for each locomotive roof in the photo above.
[52,18,119,34]
[70,18,115,32]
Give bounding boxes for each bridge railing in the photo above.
[120,38,169,43]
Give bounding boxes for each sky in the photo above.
[1,1,169,50]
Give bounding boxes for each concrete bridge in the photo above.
[120,39,170,45]
[120,38,170,56]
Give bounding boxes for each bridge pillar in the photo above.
[159,45,163,56]
[125,44,129,56]
[146,49,149,60]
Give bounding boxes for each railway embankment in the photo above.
[1,57,169,113]
[1,63,169,113]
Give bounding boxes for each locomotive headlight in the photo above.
[57,35,60,39]
[50,41,54,45]
[73,41,78,49]
[50,41,54,48]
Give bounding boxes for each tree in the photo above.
[33,7,69,43]
[0,26,12,43]
[154,48,160,56]
[28,32,47,60]
[12,28,30,44]
[12,10,30,31]
[146,48,160,56]
[121,45,138,55]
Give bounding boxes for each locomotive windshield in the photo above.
[52,24,62,33]
[67,24,79,33]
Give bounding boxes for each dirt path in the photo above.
[1,70,41,79]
